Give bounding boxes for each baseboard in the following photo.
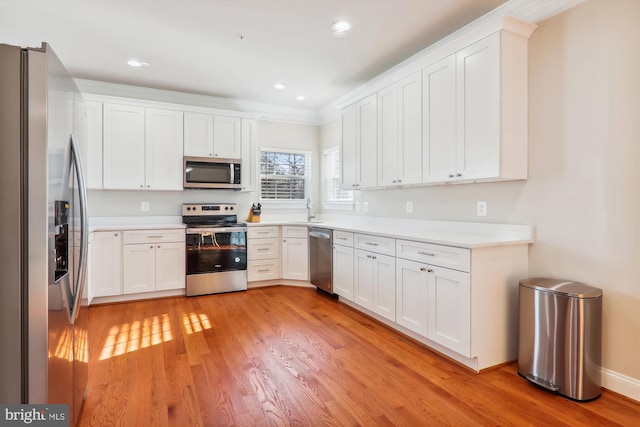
[602,368,640,402]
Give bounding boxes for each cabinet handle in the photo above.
[366,254,372,259]
[372,255,377,260]
[392,179,397,183]
[157,245,161,248]
[420,267,427,272]
[140,184,144,188]
[456,173,462,177]
[283,239,286,243]
[150,245,154,249]
[147,235,164,238]
[397,179,402,183]
[337,237,347,240]
[365,242,379,246]
[257,248,269,251]
[417,251,436,257]
[114,233,118,237]
[428,269,433,273]
[257,231,269,235]
[257,269,270,273]
[448,174,454,178]
[209,153,213,157]
[147,185,151,188]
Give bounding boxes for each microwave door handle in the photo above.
[230,162,234,184]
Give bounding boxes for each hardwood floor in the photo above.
[78,286,640,426]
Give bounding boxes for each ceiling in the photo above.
[0,0,509,111]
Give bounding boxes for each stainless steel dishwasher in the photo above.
[309,227,333,294]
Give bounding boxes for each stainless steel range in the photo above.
[183,203,247,296]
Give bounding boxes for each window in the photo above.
[259,149,311,201]
[323,147,353,207]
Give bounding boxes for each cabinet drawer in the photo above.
[354,233,395,256]
[282,226,308,239]
[333,231,354,246]
[123,229,185,244]
[248,238,280,260]
[396,240,470,272]
[248,260,281,281]
[248,226,280,239]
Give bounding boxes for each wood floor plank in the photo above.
[79,286,640,426]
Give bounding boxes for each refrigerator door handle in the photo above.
[70,134,88,323]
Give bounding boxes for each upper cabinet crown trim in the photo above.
[328,15,537,112]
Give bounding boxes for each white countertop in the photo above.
[89,215,533,248]
[249,215,534,249]
[90,216,184,232]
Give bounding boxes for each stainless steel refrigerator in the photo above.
[0,43,89,426]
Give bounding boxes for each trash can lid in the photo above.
[519,278,602,298]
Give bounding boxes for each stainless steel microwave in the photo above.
[184,156,241,190]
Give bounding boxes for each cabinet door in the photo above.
[184,112,214,157]
[423,55,457,183]
[353,249,373,309]
[397,71,422,185]
[91,231,122,297]
[103,103,145,189]
[145,108,184,190]
[341,105,358,189]
[427,266,471,356]
[213,115,241,158]
[456,33,500,181]
[155,242,185,291]
[123,244,156,294]
[76,100,103,189]
[372,253,396,322]
[281,237,309,281]
[333,244,354,301]
[240,118,257,191]
[396,258,429,337]
[357,95,378,188]
[377,84,398,187]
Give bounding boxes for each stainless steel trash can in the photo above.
[518,278,602,401]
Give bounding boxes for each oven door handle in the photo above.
[187,227,247,234]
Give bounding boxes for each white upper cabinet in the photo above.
[103,104,183,190]
[183,112,214,157]
[422,55,457,183]
[213,115,242,159]
[341,94,377,190]
[145,108,184,190]
[184,113,241,159]
[423,31,529,184]
[103,103,146,190]
[378,71,422,187]
[75,100,104,189]
[240,118,257,192]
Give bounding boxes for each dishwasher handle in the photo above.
[309,228,332,239]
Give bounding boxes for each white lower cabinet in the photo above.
[248,226,281,282]
[332,231,354,301]
[395,258,429,337]
[427,265,470,357]
[354,248,395,321]
[121,229,185,295]
[281,226,309,281]
[91,231,122,297]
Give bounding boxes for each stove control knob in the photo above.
[225,206,229,210]
[186,206,191,211]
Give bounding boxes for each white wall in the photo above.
[88,119,320,221]
[321,0,640,395]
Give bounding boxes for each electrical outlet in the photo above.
[141,201,150,212]
[477,201,487,217]
[355,201,361,212]
[363,202,369,213]
[406,201,413,214]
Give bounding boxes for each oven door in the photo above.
[186,227,247,275]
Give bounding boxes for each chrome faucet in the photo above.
[306,196,316,222]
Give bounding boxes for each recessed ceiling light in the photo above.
[127,59,150,68]
[331,21,352,38]
[296,96,306,101]
[274,83,287,90]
